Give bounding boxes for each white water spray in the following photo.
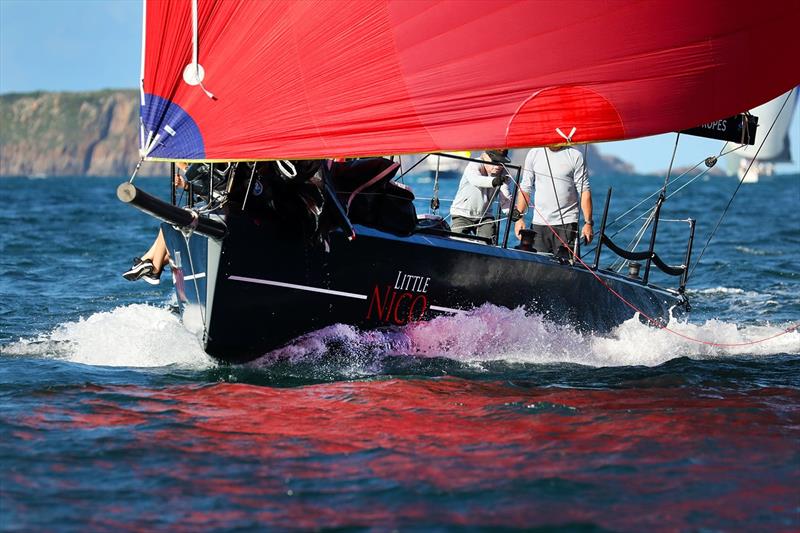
[2,304,215,369]
[2,302,796,370]
[254,304,799,368]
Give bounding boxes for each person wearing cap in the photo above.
[449,149,512,242]
[513,145,593,255]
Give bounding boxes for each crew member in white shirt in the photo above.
[513,145,593,255]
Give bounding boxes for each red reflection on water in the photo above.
[15,379,800,530]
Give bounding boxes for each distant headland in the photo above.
[0,90,168,177]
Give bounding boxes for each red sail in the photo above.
[141,0,800,161]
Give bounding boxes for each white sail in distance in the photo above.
[738,88,797,162]
[732,88,798,181]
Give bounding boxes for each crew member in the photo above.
[514,146,593,255]
[449,149,511,242]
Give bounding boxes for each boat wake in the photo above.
[254,304,798,369]
[1,303,796,372]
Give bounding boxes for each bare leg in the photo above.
[141,229,170,274]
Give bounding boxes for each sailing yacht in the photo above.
[120,0,800,363]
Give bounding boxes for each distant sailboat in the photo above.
[732,88,798,182]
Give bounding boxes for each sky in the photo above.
[1,0,798,175]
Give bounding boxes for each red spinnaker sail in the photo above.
[141,0,800,161]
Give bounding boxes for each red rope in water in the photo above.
[531,204,799,347]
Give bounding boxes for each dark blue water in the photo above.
[1,171,799,531]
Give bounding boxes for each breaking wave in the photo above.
[1,304,215,369]
[253,304,799,369]
[2,304,796,372]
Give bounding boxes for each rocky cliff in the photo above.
[0,89,635,178]
[0,90,168,177]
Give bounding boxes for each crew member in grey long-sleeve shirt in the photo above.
[514,146,593,255]
[450,150,511,242]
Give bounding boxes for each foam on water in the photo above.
[693,286,749,296]
[2,304,215,369]
[2,303,797,371]
[255,304,800,369]
[734,245,781,256]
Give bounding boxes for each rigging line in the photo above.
[398,155,404,184]
[477,185,501,231]
[603,145,721,246]
[476,159,505,226]
[543,148,567,227]
[580,167,684,262]
[613,156,718,263]
[610,207,655,272]
[720,143,747,157]
[582,120,748,260]
[190,0,198,66]
[431,154,441,214]
[662,133,681,194]
[128,157,145,184]
[638,217,693,223]
[594,158,716,265]
[181,229,206,329]
[690,91,794,278]
[395,154,429,180]
[664,164,715,201]
[603,155,702,248]
[626,132,679,271]
[605,202,658,243]
[611,208,656,272]
[241,162,257,212]
[602,161,702,234]
[605,130,714,236]
[530,202,799,347]
[453,216,509,231]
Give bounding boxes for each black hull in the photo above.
[163,214,687,364]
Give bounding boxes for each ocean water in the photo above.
[1,171,798,531]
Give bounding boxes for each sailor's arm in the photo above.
[463,163,496,188]
[513,183,533,237]
[514,153,535,236]
[516,152,535,211]
[173,161,189,189]
[581,189,594,243]
[575,153,593,243]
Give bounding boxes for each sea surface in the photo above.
[1,168,799,531]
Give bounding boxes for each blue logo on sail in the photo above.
[140,93,205,159]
